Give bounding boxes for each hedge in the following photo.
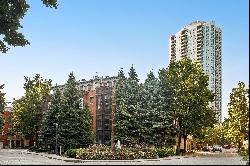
[76,144,157,160]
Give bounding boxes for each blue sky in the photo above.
[1,0,249,120]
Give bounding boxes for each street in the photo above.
[0,148,247,165]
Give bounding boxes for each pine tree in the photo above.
[40,88,62,149]
[126,65,142,145]
[114,66,143,146]
[113,68,132,145]
[58,72,93,150]
[141,71,177,147]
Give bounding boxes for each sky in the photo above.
[0,0,249,120]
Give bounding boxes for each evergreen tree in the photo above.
[58,72,93,150]
[113,68,128,144]
[40,88,62,149]
[126,65,142,145]
[114,66,142,146]
[141,71,177,147]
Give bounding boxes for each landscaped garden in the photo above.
[64,144,175,160]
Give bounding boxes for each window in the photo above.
[97,134,102,144]
[97,115,102,130]
[88,85,91,91]
[104,119,110,130]
[104,134,111,145]
[90,96,94,103]
[97,97,101,109]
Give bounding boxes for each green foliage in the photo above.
[40,88,62,149]
[238,148,249,164]
[65,149,80,158]
[154,147,175,158]
[0,0,58,53]
[202,123,231,146]
[141,71,177,146]
[114,67,177,147]
[113,66,142,145]
[29,146,49,153]
[225,82,249,148]
[0,84,6,130]
[76,144,157,160]
[160,57,217,154]
[11,74,52,145]
[57,72,94,150]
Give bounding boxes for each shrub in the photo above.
[154,147,175,158]
[28,146,38,152]
[75,144,157,160]
[28,146,49,153]
[65,149,80,158]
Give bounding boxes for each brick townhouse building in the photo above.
[0,106,31,149]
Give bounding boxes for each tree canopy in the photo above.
[57,72,93,150]
[225,82,249,148]
[11,74,52,145]
[159,57,217,154]
[0,0,58,53]
[113,66,177,147]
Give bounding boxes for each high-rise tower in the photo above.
[169,21,222,122]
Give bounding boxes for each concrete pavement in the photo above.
[0,148,247,165]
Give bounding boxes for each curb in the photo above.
[25,151,143,163]
[69,159,142,162]
[142,159,161,162]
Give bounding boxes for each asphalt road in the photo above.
[0,148,247,165]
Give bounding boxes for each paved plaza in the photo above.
[0,148,247,165]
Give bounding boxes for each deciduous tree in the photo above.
[0,0,58,53]
[226,82,249,148]
[12,74,52,146]
[160,57,216,155]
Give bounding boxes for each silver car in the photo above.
[212,145,222,152]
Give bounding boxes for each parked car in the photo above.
[212,145,222,152]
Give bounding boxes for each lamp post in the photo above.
[55,123,58,155]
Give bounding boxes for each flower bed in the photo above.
[75,144,157,160]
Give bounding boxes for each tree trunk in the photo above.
[35,133,38,147]
[183,129,187,153]
[176,119,182,155]
[238,141,242,149]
